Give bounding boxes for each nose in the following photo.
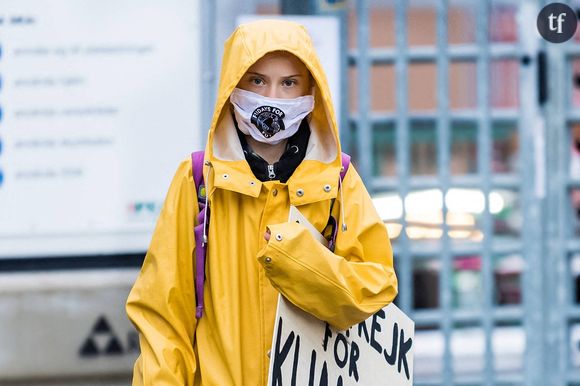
[264,85,281,99]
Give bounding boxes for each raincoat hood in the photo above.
[206,19,342,203]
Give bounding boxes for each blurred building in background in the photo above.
[3,0,580,385]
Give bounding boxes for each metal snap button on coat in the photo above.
[272,188,278,196]
[249,181,256,186]
[264,257,272,263]
[222,174,229,179]
[323,184,331,192]
[275,234,283,241]
[296,189,304,197]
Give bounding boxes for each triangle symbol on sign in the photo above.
[79,338,99,357]
[105,336,124,355]
[93,316,112,334]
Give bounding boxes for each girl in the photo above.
[127,19,398,385]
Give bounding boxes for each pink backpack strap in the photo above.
[191,151,205,193]
[191,151,207,319]
[340,152,351,181]
[328,152,350,252]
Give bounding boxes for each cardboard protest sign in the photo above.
[288,205,328,246]
[267,296,414,386]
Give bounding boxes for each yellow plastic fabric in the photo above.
[126,19,398,386]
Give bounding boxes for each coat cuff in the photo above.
[257,222,315,276]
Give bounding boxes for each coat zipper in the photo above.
[267,164,276,179]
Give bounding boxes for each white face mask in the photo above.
[230,87,314,145]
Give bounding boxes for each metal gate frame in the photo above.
[544,0,580,384]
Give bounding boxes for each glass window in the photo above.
[373,123,396,177]
[414,258,440,309]
[492,122,519,174]
[451,122,478,175]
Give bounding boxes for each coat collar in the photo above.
[209,159,340,205]
[206,114,341,204]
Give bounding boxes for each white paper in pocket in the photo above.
[287,205,328,247]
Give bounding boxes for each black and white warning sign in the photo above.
[79,315,124,357]
[267,296,414,386]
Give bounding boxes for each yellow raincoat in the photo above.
[127,19,398,385]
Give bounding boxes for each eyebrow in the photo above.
[246,71,304,78]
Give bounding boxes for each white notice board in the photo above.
[0,0,202,257]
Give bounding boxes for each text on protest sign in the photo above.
[267,296,414,386]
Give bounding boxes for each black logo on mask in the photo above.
[251,105,285,138]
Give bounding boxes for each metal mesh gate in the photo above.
[347,1,542,385]
[346,0,555,385]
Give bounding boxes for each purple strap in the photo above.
[191,151,207,319]
[328,152,350,252]
[340,152,351,181]
[191,151,205,191]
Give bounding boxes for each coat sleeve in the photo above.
[126,159,198,385]
[257,164,398,330]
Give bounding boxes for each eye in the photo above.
[282,79,297,87]
[250,77,265,86]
